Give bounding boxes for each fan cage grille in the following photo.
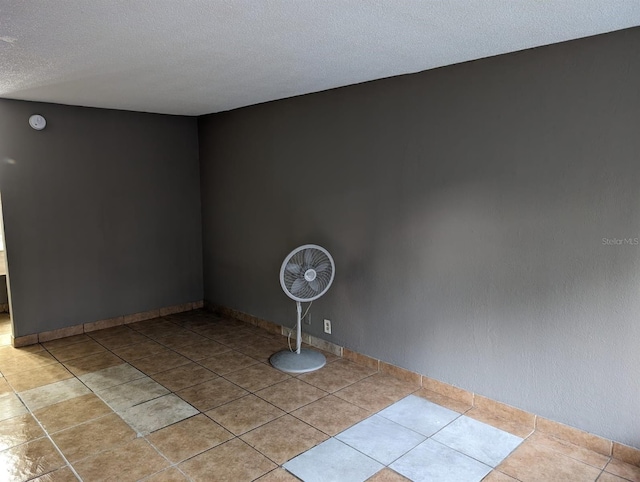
[280,245,335,302]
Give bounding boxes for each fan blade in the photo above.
[304,249,314,266]
[291,278,306,295]
[309,279,320,292]
[314,262,329,274]
[285,263,302,275]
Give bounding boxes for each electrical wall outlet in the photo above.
[323,319,332,334]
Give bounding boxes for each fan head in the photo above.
[280,244,335,302]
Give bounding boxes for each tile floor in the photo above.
[0,310,638,481]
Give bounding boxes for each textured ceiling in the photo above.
[1,1,639,116]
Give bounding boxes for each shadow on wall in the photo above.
[0,276,7,312]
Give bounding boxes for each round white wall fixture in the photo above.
[29,114,46,130]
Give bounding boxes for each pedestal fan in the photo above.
[270,244,335,374]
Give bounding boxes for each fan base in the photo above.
[270,348,326,374]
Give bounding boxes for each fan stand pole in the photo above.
[269,302,327,374]
[295,301,302,354]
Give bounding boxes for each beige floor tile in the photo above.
[138,324,187,340]
[0,378,11,395]
[604,459,640,482]
[255,378,327,412]
[30,465,79,481]
[366,468,410,481]
[87,325,134,340]
[526,432,610,469]
[62,351,124,376]
[0,350,59,375]
[152,362,217,391]
[172,339,231,361]
[481,471,519,481]
[291,394,371,436]
[129,348,191,375]
[176,377,248,411]
[126,318,171,332]
[239,344,285,363]
[33,393,112,433]
[153,331,207,349]
[199,350,260,375]
[241,414,329,464]
[74,438,169,482]
[41,334,92,350]
[96,330,150,349]
[0,437,66,481]
[119,393,199,434]
[111,339,166,361]
[51,413,136,462]
[0,343,45,361]
[18,378,90,411]
[0,413,45,451]
[206,394,285,435]
[173,318,220,331]
[0,317,10,335]
[179,438,276,482]
[78,363,145,392]
[596,473,625,482]
[413,388,473,414]
[497,438,602,481]
[220,334,276,351]
[211,329,257,345]
[223,363,290,392]
[5,363,74,392]
[465,407,534,439]
[193,325,237,339]
[598,471,634,482]
[256,468,302,481]
[147,413,233,463]
[141,467,189,481]
[297,359,377,393]
[0,392,28,421]
[47,339,108,362]
[303,346,341,364]
[333,373,417,411]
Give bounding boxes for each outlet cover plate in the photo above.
[323,319,332,334]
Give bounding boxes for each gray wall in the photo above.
[0,277,7,306]
[199,28,640,447]
[0,99,203,336]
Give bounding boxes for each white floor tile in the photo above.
[119,393,198,434]
[284,438,383,482]
[391,439,492,482]
[18,378,90,411]
[97,376,169,412]
[336,414,425,465]
[79,363,145,392]
[432,415,523,467]
[378,394,460,436]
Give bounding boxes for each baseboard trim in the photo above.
[12,300,204,347]
[208,302,640,462]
